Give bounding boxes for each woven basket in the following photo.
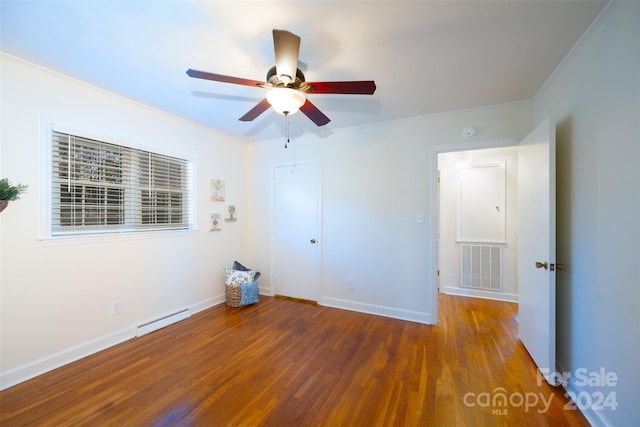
[225,284,242,307]
[0,200,8,213]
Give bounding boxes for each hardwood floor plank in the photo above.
[0,294,589,426]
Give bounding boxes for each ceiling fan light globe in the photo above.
[266,88,306,115]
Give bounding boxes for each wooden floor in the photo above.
[1,294,589,426]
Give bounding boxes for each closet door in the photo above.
[273,162,320,301]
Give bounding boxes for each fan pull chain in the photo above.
[284,112,290,148]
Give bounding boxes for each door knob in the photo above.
[535,261,548,270]
[310,239,317,244]
[550,263,564,272]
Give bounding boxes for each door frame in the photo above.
[429,138,517,323]
[270,159,322,300]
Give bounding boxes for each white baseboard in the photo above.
[0,327,133,391]
[191,293,225,314]
[555,361,615,427]
[1,292,432,390]
[570,395,613,427]
[443,286,518,303]
[259,287,273,296]
[0,294,227,391]
[318,296,433,325]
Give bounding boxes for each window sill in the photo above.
[38,228,200,247]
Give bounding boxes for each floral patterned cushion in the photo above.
[225,269,257,286]
[233,260,261,280]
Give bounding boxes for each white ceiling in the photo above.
[1,0,607,142]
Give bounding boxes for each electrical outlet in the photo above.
[112,300,123,316]
[347,278,355,290]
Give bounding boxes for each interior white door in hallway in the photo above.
[273,162,320,301]
[518,117,558,384]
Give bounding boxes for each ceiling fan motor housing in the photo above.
[266,66,311,91]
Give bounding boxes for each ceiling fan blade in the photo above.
[239,98,271,121]
[273,29,300,84]
[300,99,330,126]
[186,69,265,88]
[306,81,377,95]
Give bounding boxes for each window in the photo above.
[50,129,193,236]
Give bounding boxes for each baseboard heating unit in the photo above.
[135,308,191,337]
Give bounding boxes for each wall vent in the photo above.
[461,244,503,291]
[135,308,190,337]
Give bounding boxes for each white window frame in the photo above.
[40,120,197,240]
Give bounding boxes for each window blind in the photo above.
[51,130,193,235]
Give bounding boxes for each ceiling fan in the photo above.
[186,29,376,127]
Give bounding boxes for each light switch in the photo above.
[416,212,424,223]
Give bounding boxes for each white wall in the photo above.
[438,146,519,301]
[246,102,532,324]
[0,53,533,389]
[0,54,249,388]
[534,2,640,426]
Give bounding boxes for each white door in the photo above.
[517,117,557,384]
[273,162,319,301]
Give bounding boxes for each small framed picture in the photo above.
[210,212,222,231]
[225,204,237,221]
[210,179,225,201]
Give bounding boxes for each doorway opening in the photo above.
[430,138,518,323]
[432,118,557,382]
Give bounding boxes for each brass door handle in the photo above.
[536,261,565,271]
[535,261,548,270]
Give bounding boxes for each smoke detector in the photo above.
[462,127,476,138]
